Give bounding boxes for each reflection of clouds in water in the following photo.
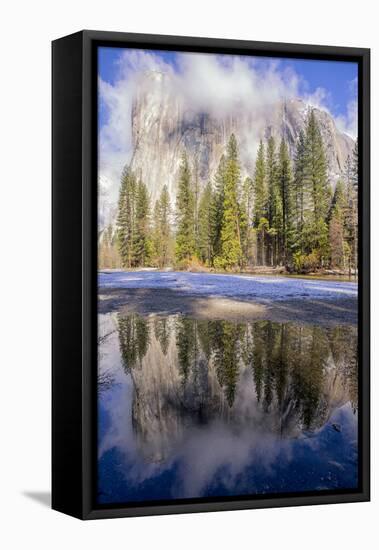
[99,383,132,457]
[99,381,291,497]
[99,383,176,486]
[98,313,124,384]
[99,386,356,500]
[98,312,358,501]
[171,423,292,498]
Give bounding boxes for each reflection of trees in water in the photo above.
[241,322,330,427]
[98,369,116,394]
[175,317,198,384]
[118,313,150,372]
[329,325,358,413]
[175,316,246,406]
[115,313,358,423]
[175,318,212,419]
[212,321,246,407]
[290,326,329,428]
[243,322,357,429]
[154,317,170,356]
[251,323,291,413]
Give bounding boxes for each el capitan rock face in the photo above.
[99,71,354,231]
[128,71,354,210]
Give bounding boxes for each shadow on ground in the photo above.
[98,287,357,326]
[23,491,51,508]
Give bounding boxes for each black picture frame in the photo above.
[52,30,370,520]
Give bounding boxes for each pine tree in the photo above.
[210,154,227,262]
[117,167,137,268]
[253,140,267,265]
[293,129,308,254]
[193,155,201,256]
[352,139,359,190]
[198,181,213,265]
[152,200,161,265]
[344,154,358,277]
[153,185,172,268]
[266,136,281,265]
[277,138,294,265]
[303,110,331,266]
[98,225,120,269]
[133,179,151,267]
[253,140,267,225]
[329,179,346,269]
[175,152,195,263]
[241,176,255,266]
[215,134,243,270]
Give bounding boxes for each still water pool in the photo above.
[98,313,358,505]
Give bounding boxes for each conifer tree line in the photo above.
[99,109,358,275]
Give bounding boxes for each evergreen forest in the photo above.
[99,110,358,276]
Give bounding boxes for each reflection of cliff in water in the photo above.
[116,313,358,463]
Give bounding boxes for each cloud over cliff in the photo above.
[98,49,357,227]
[100,50,301,177]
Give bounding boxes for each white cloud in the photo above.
[304,86,331,110]
[304,77,358,140]
[335,78,358,139]
[98,51,357,227]
[335,99,358,139]
[172,53,301,114]
[298,79,357,140]
[98,51,303,218]
[98,50,176,192]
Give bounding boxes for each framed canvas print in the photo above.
[52,30,370,519]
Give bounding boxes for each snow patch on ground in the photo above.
[98,271,357,302]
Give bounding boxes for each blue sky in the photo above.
[98,46,358,132]
[281,57,357,116]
